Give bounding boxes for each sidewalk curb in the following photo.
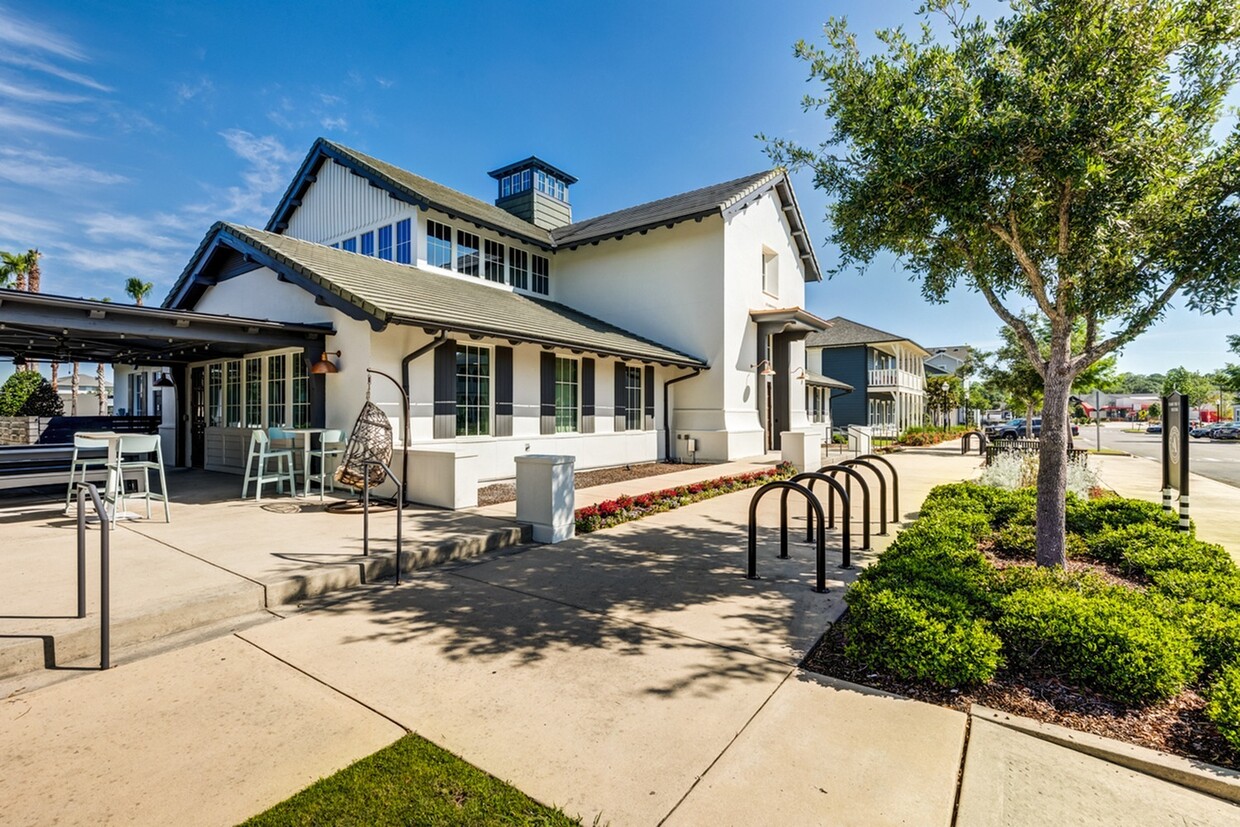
[970,704,1240,805]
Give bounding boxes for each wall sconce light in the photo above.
[311,350,342,374]
[751,359,776,378]
[791,367,806,382]
[154,372,176,388]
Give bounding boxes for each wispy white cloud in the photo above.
[0,6,87,61]
[320,116,348,131]
[205,129,299,219]
[0,207,59,245]
[0,105,80,136]
[0,76,88,104]
[0,147,127,188]
[59,246,183,281]
[80,211,194,250]
[0,54,110,92]
[175,76,214,103]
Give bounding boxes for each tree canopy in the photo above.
[768,0,1240,566]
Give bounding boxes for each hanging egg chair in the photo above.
[334,377,393,490]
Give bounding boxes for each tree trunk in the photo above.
[1025,401,1034,437]
[97,363,107,414]
[50,362,59,392]
[71,363,80,415]
[1035,333,1074,568]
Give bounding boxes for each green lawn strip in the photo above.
[1086,448,1128,456]
[241,733,581,827]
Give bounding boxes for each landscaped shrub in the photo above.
[1086,524,1233,576]
[1175,603,1240,677]
[573,462,796,534]
[1206,663,1240,752]
[0,371,62,416]
[1149,569,1240,610]
[861,542,1001,618]
[997,587,1200,704]
[997,564,1112,597]
[1067,496,1179,535]
[919,482,1001,516]
[844,581,1002,687]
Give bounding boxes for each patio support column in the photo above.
[175,364,191,468]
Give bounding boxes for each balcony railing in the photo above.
[868,368,921,389]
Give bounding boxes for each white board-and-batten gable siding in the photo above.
[286,158,404,244]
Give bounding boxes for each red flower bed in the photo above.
[574,462,797,534]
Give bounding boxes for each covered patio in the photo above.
[0,289,335,470]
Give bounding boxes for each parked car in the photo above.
[1191,424,1222,438]
[995,418,1080,440]
[1213,425,1240,441]
[1146,423,1163,434]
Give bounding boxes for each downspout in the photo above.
[663,367,702,462]
[396,330,447,503]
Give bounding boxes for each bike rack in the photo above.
[747,480,837,592]
[801,465,871,551]
[359,459,405,585]
[854,453,900,524]
[74,482,110,670]
[961,430,987,456]
[838,458,888,536]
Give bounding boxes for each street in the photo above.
[1086,422,1240,489]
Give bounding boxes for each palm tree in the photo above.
[71,362,80,415]
[96,362,107,414]
[125,277,153,306]
[27,249,41,292]
[50,361,59,392]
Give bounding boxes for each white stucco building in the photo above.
[115,139,828,502]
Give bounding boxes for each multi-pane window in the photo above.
[624,366,643,431]
[225,360,241,426]
[360,231,374,257]
[207,363,222,427]
[484,239,505,282]
[554,357,578,433]
[762,248,778,295]
[807,387,826,424]
[427,220,452,268]
[131,372,147,417]
[532,254,550,295]
[266,354,286,427]
[341,237,357,253]
[456,230,480,276]
[377,225,393,260]
[509,248,529,290]
[244,358,262,426]
[455,345,491,437]
[396,218,412,264]
[291,355,310,428]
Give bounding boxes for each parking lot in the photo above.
[1089,422,1240,488]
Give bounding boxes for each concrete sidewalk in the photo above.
[1091,451,1240,559]
[4,442,1236,826]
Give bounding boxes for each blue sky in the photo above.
[0,0,1236,375]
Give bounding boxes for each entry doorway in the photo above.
[190,366,206,469]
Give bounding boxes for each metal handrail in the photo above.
[75,482,110,670]
[359,459,405,584]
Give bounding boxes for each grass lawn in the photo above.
[1086,448,1129,456]
[241,733,581,826]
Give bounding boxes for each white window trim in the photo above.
[554,354,581,434]
[454,343,494,439]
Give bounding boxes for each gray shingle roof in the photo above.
[267,139,821,279]
[805,317,927,353]
[215,224,706,367]
[804,370,853,391]
[550,171,779,246]
[321,141,555,247]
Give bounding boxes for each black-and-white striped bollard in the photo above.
[1178,494,1191,533]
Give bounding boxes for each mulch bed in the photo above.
[476,461,715,507]
[803,616,1240,771]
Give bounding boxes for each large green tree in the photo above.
[1160,366,1215,407]
[767,0,1240,566]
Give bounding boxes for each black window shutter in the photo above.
[614,362,627,432]
[433,339,458,439]
[495,346,513,437]
[644,365,655,431]
[581,358,595,433]
[540,351,556,434]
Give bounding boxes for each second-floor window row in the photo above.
[330,217,550,295]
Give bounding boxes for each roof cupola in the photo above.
[487,156,577,230]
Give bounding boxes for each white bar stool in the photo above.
[110,433,171,526]
[242,429,296,501]
[307,429,346,500]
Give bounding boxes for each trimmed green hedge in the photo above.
[843,482,1240,720]
[1207,664,1240,752]
[996,587,1200,704]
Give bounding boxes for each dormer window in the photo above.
[488,157,577,229]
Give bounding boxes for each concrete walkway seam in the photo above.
[971,705,1240,807]
[233,632,412,736]
[949,714,973,827]
[655,667,797,827]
